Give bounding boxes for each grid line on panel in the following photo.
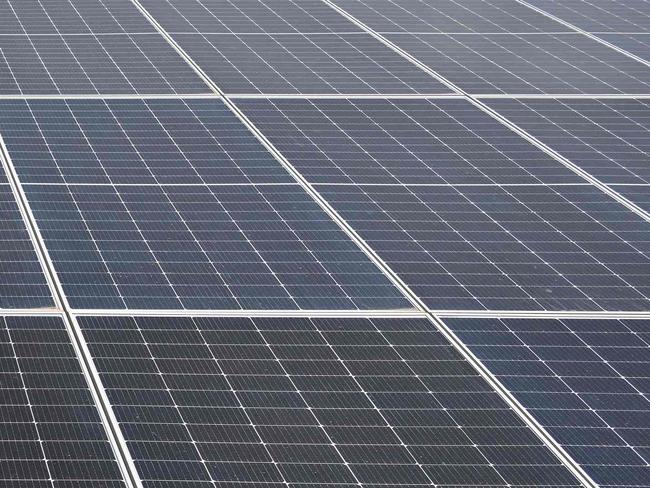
[517,0,650,67]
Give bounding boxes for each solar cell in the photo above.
[22,183,408,310]
[239,97,583,185]
[0,0,210,95]
[385,33,650,94]
[79,315,583,488]
[1,0,157,34]
[526,0,650,32]
[599,33,650,62]
[0,33,209,95]
[484,98,650,186]
[445,316,650,488]
[0,314,126,487]
[0,99,294,185]
[0,178,52,309]
[317,183,650,312]
[328,0,571,33]
[138,0,362,34]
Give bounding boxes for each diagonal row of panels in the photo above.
[0,0,649,96]
[1,95,648,313]
[3,312,648,488]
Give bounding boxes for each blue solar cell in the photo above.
[0,99,293,185]
[139,0,361,34]
[526,0,650,32]
[0,179,52,309]
[0,34,209,95]
[22,183,407,310]
[171,32,449,95]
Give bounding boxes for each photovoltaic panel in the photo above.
[0,99,294,185]
[138,0,363,34]
[0,34,209,95]
[0,0,157,34]
[0,314,126,487]
[239,98,583,185]
[134,0,449,95]
[445,317,650,488]
[329,0,571,33]
[317,183,650,312]
[169,32,449,95]
[79,315,583,488]
[386,33,650,94]
[23,183,408,311]
[526,0,650,32]
[0,174,52,309]
[599,33,650,62]
[484,98,650,186]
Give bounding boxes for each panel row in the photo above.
[0,97,648,312]
[0,0,649,95]
[2,314,647,488]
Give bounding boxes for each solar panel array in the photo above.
[0,1,648,488]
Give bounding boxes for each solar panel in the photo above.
[525,0,650,32]
[0,0,648,486]
[24,182,408,311]
[171,32,449,95]
[385,33,650,95]
[79,315,583,488]
[0,314,127,487]
[317,183,650,312]
[138,0,363,34]
[0,0,209,95]
[0,174,52,309]
[0,99,294,185]
[133,0,450,95]
[239,98,584,185]
[445,316,650,488]
[484,98,650,186]
[329,0,572,33]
